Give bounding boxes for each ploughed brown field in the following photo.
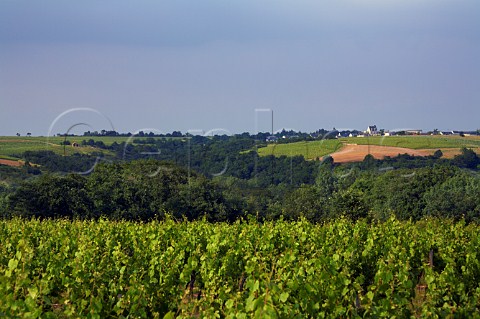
[327,144,466,163]
[0,159,23,167]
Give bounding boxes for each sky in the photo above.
[1,0,479,136]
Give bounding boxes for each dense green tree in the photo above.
[173,177,235,221]
[423,172,480,222]
[315,156,337,197]
[452,148,479,169]
[433,149,443,159]
[348,166,455,221]
[85,160,191,220]
[0,183,11,218]
[22,151,100,173]
[9,174,92,219]
[8,160,245,221]
[281,186,328,222]
[362,154,376,170]
[330,189,369,221]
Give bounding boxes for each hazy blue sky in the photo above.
[1,0,479,135]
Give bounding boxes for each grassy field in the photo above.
[0,136,177,160]
[0,137,99,159]
[257,135,480,160]
[0,138,67,158]
[257,139,343,160]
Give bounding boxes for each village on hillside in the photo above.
[265,125,479,142]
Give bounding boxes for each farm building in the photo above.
[405,130,423,135]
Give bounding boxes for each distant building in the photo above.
[266,136,278,142]
[405,130,422,135]
[366,125,378,136]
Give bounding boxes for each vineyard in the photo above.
[1,218,480,318]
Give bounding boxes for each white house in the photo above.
[266,136,278,142]
[366,125,378,136]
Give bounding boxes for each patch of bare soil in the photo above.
[0,159,23,167]
[328,145,433,163]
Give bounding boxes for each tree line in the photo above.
[0,134,479,222]
[1,153,479,223]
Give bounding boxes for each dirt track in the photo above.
[328,145,434,163]
[0,159,23,167]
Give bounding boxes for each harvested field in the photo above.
[0,159,23,167]
[329,144,435,163]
